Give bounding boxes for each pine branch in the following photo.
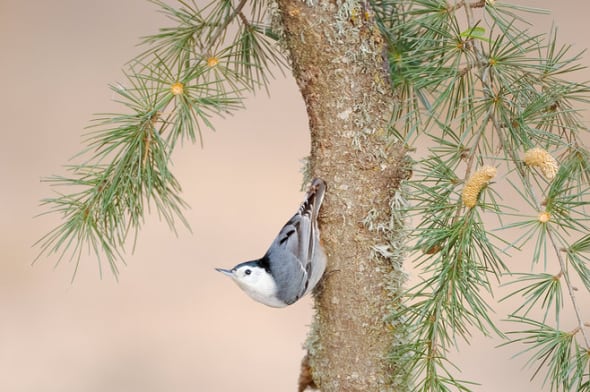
[378,0,590,390]
[35,0,287,278]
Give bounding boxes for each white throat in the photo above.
[234,273,286,308]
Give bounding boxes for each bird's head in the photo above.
[215,260,285,307]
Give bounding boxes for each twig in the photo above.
[447,0,486,12]
[451,1,493,223]
[206,0,249,52]
[547,228,590,348]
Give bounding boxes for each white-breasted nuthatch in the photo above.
[216,178,327,307]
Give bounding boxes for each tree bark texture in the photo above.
[275,1,408,391]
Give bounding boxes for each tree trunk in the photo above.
[276,1,408,390]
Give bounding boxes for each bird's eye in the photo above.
[245,269,252,275]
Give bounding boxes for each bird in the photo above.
[216,178,327,307]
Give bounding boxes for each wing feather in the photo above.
[267,179,326,304]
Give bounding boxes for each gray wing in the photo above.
[266,179,326,304]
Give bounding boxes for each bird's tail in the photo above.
[302,178,326,221]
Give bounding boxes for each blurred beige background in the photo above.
[1,1,588,391]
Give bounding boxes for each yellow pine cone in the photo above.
[538,211,551,223]
[170,82,184,96]
[462,166,497,208]
[207,56,219,67]
[524,147,559,180]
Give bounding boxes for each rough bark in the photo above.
[275,1,408,391]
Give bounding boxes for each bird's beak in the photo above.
[215,268,233,277]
